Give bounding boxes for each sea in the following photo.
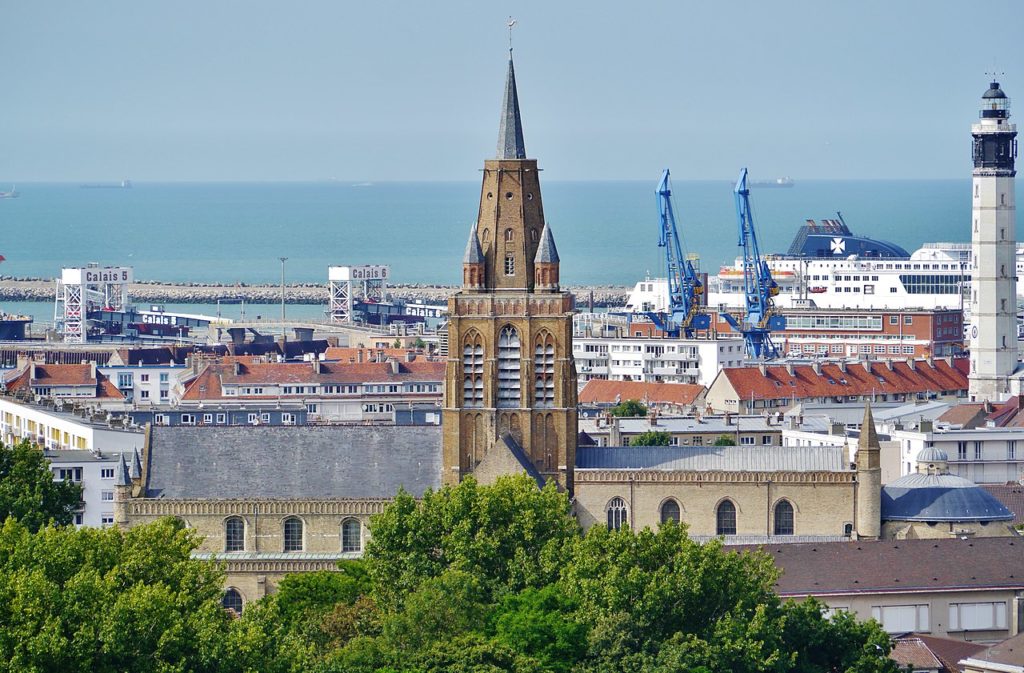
[1,179,1018,325]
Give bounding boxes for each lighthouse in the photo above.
[969,80,1019,402]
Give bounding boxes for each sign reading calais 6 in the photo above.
[350,265,390,281]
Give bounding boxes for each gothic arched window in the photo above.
[716,500,737,536]
[773,500,794,536]
[341,518,362,552]
[222,588,244,615]
[462,333,484,408]
[225,516,244,552]
[607,497,628,531]
[660,499,681,524]
[534,332,555,408]
[283,517,303,552]
[497,326,521,408]
[505,228,514,242]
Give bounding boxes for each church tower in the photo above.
[969,80,1018,402]
[443,50,578,493]
[855,403,881,540]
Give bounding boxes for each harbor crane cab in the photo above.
[641,169,711,338]
[722,168,786,359]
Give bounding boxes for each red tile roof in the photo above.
[890,638,943,671]
[324,347,434,363]
[579,380,704,407]
[986,395,1024,428]
[720,358,968,403]
[180,360,445,401]
[3,364,124,400]
[982,484,1024,526]
[937,403,989,429]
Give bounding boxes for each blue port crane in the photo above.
[644,169,711,337]
[723,168,787,358]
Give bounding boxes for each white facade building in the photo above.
[47,449,138,528]
[99,364,192,405]
[0,397,143,453]
[890,426,1024,485]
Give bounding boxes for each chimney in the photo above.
[785,363,795,376]
[862,360,872,374]
[812,361,822,375]
[830,420,845,436]
[649,409,658,427]
[886,359,894,371]
[405,351,415,362]
[609,416,621,446]
[724,412,733,426]
[357,349,364,364]
[758,362,767,376]
[311,358,321,374]
[919,418,934,433]
[839,360,847,373]
[233,361,241,376]
[906,358,915,371]
[788,414,799,430]
[926,356,935,369]
[390,359,400,375]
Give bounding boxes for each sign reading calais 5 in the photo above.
[61,266,134,285]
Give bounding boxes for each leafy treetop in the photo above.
[0,439,82,532]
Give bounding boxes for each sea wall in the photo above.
[0,278,629,308]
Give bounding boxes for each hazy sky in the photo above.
[2,1,1021,181]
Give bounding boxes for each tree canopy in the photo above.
[629,430,672,446]
[609,399,647,417]
[0,439,81,531]
[714,434,737,446]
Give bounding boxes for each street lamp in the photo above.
[279,257,288,344]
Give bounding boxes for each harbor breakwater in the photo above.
[0,278,630,308]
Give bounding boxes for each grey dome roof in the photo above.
[983,82,1008,99]
[916,446,949,463]
[882,473,1013,522]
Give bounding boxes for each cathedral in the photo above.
[113,55,1017,612]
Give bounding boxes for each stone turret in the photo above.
[534,222,560,291]
[113,453,132,528]
[462,221,485,290]
[855,403,881,539]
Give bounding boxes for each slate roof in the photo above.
[966,631,1024,668]
[579,379,704,408]
[575,445,846,472]
[733,537,1024,596]
[535,222,559,264]
[496,54,527,159]
[719,358,969,402]
[881,473,1014,522]
[982,485,1024,526]
[463,221,485,264]
[144,425,442,499]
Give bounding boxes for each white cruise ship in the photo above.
[623,218,1024,314]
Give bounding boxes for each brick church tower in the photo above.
[442,51,578,493]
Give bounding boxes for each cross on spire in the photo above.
[507,16,516,53]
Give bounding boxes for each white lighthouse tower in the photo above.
[969,80,1018,402]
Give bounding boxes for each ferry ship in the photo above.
[623,216,1011,314]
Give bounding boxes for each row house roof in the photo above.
[3,363,124,399]
[718,358,969,403]
[579,380,704,408]
[181,360,445,401]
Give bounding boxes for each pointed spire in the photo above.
[497,53,527,160]
[859,402,879,450]
[130,448,142,480]
[114,454,132,487]
[463,221,484,264]
[535,222,559,263]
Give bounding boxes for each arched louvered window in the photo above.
[534,333,555,408]
[660,499,680,524]
[224,516,244,552]
[341,518,362,553]
[222,588,244,615]
[283,517,303,552]
[462,333,484,408]
[773,500,794,536]
[716,500,737,536]
[606,497,628,531]
[497,326,521,408]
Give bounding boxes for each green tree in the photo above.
[0,516,233,673]
[274,562,370,624]
[365,475,579,611]
[0,439,81,531]
[713,434,736,446]
[629,431,672,447]
[491,585,587,673]
[610,399,647,417]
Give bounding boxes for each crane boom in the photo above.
[644,169,710,337]
[723,168,786,358]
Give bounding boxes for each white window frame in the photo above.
[949,602,1007,632]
